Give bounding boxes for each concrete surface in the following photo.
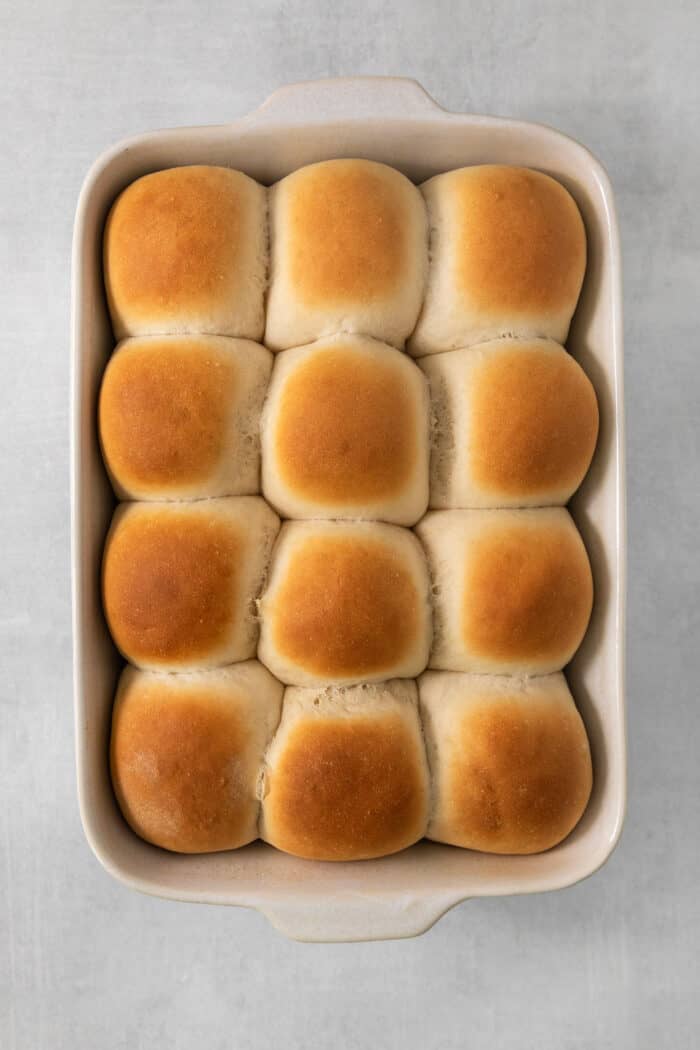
[1,1,699,1047]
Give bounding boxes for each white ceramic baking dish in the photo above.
[71,76,626,942]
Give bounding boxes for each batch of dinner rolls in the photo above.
[102,159,598,862]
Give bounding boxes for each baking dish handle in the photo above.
[248,76,446,126]
[259,891,465,943]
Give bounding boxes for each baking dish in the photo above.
[71,76,626,942]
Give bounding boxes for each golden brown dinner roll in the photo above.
[103,497,279,671]
[420,338,599,508]
[104,166,267,340]
[418,671,592,854]
[264,159,427,351]
[258,520,432,686]
[416,508,593,675]
[261,680,429,861]
[409,165,586,356]
[111,661,283,853]
[99,335,272,500]
[261,334,430,524]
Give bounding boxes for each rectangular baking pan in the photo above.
[71,76,626,942]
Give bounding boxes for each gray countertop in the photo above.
[2,1,699,1047]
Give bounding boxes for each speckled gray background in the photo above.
[2,1,699,1047]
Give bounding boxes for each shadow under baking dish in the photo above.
[71,76,626,943]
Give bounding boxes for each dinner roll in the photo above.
[261,334,429,524]
[258,521,432,686]
[99,335,272,500]
[409,165,586,356]
[103,498,279,671]
[261,680,429,861]
[111,662,283,853]
[420,338,599,508]
[104,166,267,340]
[265,159,427,350]
[416,508,593,675]
[419,671,592,853]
